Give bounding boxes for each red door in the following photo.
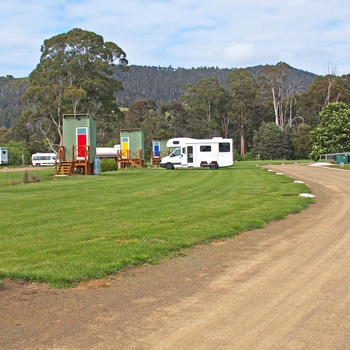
[76,127,87,158]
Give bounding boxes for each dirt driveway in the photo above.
[1,163,350,350]
[0,166,51,172]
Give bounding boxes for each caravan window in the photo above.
[219,143,231,152]
[200,145,211,152]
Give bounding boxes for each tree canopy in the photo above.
[22,28,128,149]
[310,102,350,159]
[227,68,258,156]
[253,122,294,160]
[181,77,229,138]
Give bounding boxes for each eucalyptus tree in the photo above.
[227,68,258,157]
[298,74,350,127]
[22,28,128,149]
[159,101,189,137]
[258,62,301,129]
[125,99,158,128]
[336,74,350,105]
[181,77,230,138]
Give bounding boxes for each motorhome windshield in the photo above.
[170,148,181,157]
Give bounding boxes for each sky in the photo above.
[1,0,350,78]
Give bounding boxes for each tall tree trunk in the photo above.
[240,133,245,158]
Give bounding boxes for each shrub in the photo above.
[23,171,40,184]
[100,158,118,172]
[233,149,242,161]
[5,140,31,165]
[243,152,253,161]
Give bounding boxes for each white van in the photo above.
[31,153,57,166]
[160,137,233,170]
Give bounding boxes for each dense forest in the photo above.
[112,65,317,107]
[0,65,317,128]
[0,76,29,128]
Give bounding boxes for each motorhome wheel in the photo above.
[165,163,174,170]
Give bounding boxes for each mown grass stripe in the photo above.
[0,161,312,287]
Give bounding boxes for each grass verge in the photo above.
[0,161,312,287]
[0,167,54,186]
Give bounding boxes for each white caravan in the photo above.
[0,147,8,165]
[160,137,233,170]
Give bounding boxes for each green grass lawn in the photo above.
[0,162,312,287]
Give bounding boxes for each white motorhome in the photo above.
[0,147,8,165]
[160,137,233,170]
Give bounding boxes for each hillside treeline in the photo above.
[2,59,350,164]
[0,64,317,128]
[112,65,317,107]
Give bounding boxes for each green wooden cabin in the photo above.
[63,114,96,161]
[56,114,96,175]
[151,138,168,166]
[119,129,144,168]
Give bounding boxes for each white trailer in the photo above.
[0,147,8,165]
[160,137,233,170]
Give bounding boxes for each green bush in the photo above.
[243,152,253,161]
[100,158,118,172]
[234,150,253,161]
[5,140,31,165]
[233,149,242,161]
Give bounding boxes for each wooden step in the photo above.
[128,159,144,168]
[56,161,72,175]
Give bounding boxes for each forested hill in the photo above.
[0,76,29,128]
[112,64,318,107]
[0,64,317,127]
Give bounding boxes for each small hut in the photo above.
[56,114,96,175]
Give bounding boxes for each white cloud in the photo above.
[222,43,259,67]
[1,0,350,77]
